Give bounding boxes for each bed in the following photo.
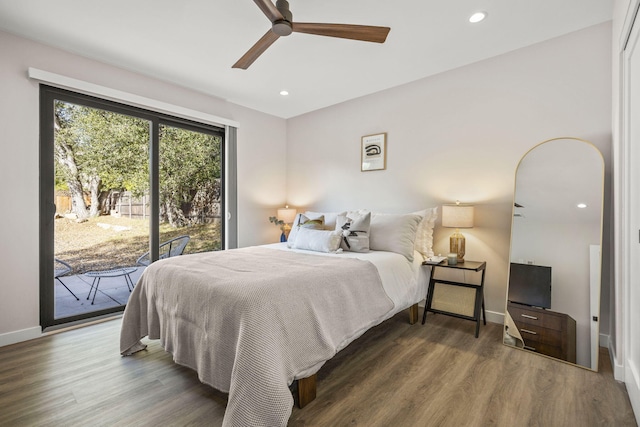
[120,209,436,427]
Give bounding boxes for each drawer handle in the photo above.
[524,345,536,351]
[520,328,537,335]
[520,314,538,320]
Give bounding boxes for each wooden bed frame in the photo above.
[294,303,419,407]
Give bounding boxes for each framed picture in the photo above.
[361,133,387,172]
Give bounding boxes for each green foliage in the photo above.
[54,100,222,226]
[159,124,222,226]
[55,178,69,191]
[55,101,149,194]
[269,216,284,230]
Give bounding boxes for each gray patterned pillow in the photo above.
[335,211,371,252]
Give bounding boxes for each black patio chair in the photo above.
[136,235,190,266]
[54,258,80,300]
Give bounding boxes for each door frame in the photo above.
[617,0,640,421]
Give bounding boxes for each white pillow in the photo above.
[287,214,324,248]
[335,211,371,253]
[369,212,423,261]
[413,207,438,259]
[292,228,342,253]
[305,211,347,230]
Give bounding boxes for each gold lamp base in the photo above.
[283,223,292,239]
[450,229,466,263]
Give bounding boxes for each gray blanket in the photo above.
[120,246,394,426]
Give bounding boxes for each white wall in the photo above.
[0,30,287,343]
[286,22,613,323]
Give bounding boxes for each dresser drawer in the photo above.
[507,302,576,363]
[522,339,564,360]
[513,320,563,346]
[508,304,563,331]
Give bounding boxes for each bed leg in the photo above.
[409,303,419,325]
[296,374,317,408]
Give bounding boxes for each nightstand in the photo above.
[421,260,487,337]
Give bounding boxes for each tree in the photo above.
[53,101,222,227]
[54,101,149,218]
[54,105,90,218]
[159,124,221,227]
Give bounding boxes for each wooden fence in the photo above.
[55,191,148,218]
[55,193,90,214]
[55,190,221,222]
[113,191,149,219]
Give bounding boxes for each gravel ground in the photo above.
[54,215,220,274]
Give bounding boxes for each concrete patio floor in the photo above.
[54,267,145,319]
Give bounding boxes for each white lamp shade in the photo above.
[442,204,474,228]
[277,207,297,224]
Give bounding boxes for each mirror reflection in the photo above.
[504,137,604,370]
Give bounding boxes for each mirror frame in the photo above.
[504,136,605,371]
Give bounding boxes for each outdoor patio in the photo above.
[54,266,146,319]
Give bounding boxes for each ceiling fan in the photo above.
[233,0,391,69]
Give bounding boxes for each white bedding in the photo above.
[265,242,428,320]
[120,245,428,426]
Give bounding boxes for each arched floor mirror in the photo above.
[504,137,604,370]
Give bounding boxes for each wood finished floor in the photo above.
[0,310,636,427]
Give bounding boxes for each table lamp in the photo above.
[442,201,474,263]
[277,205,297,241]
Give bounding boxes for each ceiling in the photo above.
[0,1,612,119]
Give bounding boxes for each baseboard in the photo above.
[485,310,504,325]
[600,332,610,348]
[0,326,41,348]
[609,340,626,382]
[417,301,504,326]
[626,359,640,425]
[629,386,640,426]
[0,312,123,348]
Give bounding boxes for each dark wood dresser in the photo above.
[508,302,576,363]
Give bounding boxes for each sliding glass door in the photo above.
[50,98,150,320]
[40,86,224,329]
[158,122,224,254]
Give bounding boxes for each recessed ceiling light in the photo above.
[469,11,487,23]
[577,203,588,209]
[279,90,289,96]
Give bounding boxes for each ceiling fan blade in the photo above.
[232,30,280,69]
[253,0,284,23]
[292,23,390,43]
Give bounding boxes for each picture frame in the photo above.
[361,133,387,172]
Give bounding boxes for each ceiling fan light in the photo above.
[234,0,392,69]
[469,11,487,23]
